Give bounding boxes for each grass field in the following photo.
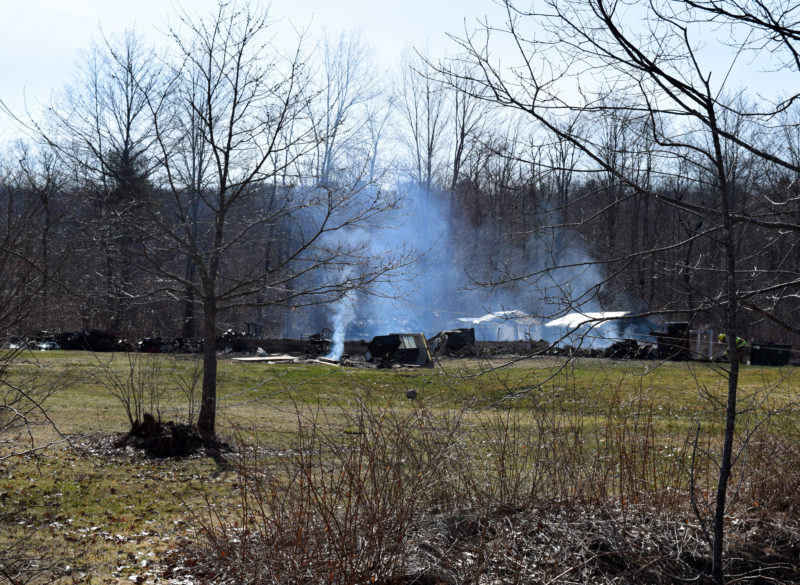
[2,351,799,584]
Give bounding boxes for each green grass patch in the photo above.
[2,351,799,583]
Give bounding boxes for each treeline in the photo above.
[1,0,799,350]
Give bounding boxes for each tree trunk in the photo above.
[196,298,217,436]
[713,347,739,584]
[711,117,738,585]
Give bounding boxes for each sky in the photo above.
[0,0,500,141]
[2,0,793,142]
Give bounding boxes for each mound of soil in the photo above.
[113,413,221,458]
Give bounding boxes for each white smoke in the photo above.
[321,181,621,349]
[324,290,355,360]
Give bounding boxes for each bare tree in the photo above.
[0,153,54,336]
[12,142,71,330]
[396,49,450,191]
[0,156,66,585]
[135,1,405,437]
[35,29,161,333]
[443,1,800,582]
[306,30,383,187]
[169,63,211,341]
[447,62,490,193]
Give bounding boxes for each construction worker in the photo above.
[718,333,748,364]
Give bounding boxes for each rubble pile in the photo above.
[603,339,654,360]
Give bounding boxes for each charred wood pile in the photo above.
[603,339,654,360]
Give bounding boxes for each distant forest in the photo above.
[1,0,799,350]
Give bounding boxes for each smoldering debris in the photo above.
[315,180,619,357]
[229,333,659,367]
[429,328,476,354]
[364,333,432,367]
[457,311,540,342]
[603,339,654,360]
[302,330,332,356]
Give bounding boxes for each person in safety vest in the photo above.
[719,333,747,364]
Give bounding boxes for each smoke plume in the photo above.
[318,180,628,359]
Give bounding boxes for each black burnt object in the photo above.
[430,328,476,352]
[750,342,792,366]
[365,333,432,367]
[650,322,692,361]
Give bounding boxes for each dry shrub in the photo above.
[734,433,800,514]
[174,396,705,584]
[172,383,800,584]
[95,351,164,431]
[464,390,693,512]
[176,400,468,584]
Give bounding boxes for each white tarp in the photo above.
[544,311,628,329]
[457,310,540,341]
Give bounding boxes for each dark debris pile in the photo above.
[102,413,227,458]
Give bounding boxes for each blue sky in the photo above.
[0,0,500,140]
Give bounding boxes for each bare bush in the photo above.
[167,368,800,584]
[95,351,164,433]
[0,348,64,460]
[168,355,202,427]
[173,399,468,584]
